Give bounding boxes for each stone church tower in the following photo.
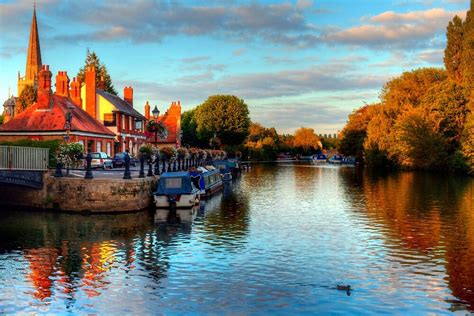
[17,4,42,96]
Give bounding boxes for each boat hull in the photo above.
[200,181,224,199]
[154,192,200,209]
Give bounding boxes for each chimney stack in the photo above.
[70,77,82,107]
[37,65,52,110]
[144,100,150,120]
[55,71,70,97]
[85,65,97,119]
[98,75,105,90]
[124,86,133,106]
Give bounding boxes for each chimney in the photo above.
[144,100,150,120]
[55,71,70,97]
[85,65,97,119]
[124,86,133,106]
[70,77,82,107]
[37,65,52,110]
[98,75,105,90]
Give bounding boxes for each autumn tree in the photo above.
[461,109,474,174]
[77,49,118,96]
[195,95,250,146]
[15,85,37,115]
[461,4,474,91]
[380,68,447,110]
[444,15,464,83]
[293,127,321,154]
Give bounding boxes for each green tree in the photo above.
[0,114,4,125]
[195,95,250,146]
[181,108,206,147]
[15,85,37,115]
[461,5,474,91]
[77,49,118,96]
[444,15,464,83]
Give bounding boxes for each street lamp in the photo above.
[152,106,160,144]
[63,106,73,143]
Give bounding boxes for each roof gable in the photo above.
[97,89,145,120]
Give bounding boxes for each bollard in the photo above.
[162,159,166,174]
[139,156,145,178]
[167,160,172,172]
[123,151,132,179]
[84,151,93,179]
[154,155,160,175]
[173,159,177,172]
[147,157,153,177]
[54,163,63,178]
[185,158,189,170]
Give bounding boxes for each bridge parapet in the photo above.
[0,146,49,188]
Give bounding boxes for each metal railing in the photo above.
[0,146,49,171]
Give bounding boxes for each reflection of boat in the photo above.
[312,154,327,164]
[155,207,198,223]
[328,154,343,164]
[153,172,200,209]
[190,167,224,199]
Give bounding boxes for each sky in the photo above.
[0,0,471,134]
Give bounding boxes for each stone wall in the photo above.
[0,172,158,213]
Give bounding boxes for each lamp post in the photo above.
[152,105,160,145]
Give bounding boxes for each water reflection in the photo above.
[0,165,473,314]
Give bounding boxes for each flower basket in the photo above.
[177,147,189,159]
[160,146,177,160]
[189,147,199,159]
[139,144,153,158]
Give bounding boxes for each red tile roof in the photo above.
[0,95,115,136]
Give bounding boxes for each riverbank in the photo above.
[0,172,157,213]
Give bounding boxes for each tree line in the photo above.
[338,6,474,175]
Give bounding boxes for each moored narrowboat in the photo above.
[190,167,224,199]
[312,154,327,163]
[328,154,343,164]
[154,172,200,209]
[214,160,233,181]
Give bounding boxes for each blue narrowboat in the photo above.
[214,160,233,181]
[190,167,224,198]
[328,154,343,164]
[154,172,200,209]
[312,154,327,164]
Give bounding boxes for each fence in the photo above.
[0,146,49,171]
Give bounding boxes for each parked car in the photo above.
[112,152,137,168]
[90,152,113,169]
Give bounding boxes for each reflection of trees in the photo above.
[342,171,474,311]
[201,177,250,251]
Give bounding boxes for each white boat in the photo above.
[153,172,200,209]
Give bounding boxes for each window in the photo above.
[97,141,102,153]
[122,115,126,131]
[135,119,142,130]
[104,113,116,126]
[106,142,111,156]
[165,178,182,189]
[129,117,132,131]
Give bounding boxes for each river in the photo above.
[0,163,473,314]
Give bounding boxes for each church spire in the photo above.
[25,3,42,82]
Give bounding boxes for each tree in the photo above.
[77,49,118,95]
[195,95,250,146]
[181,108,206,147]
[0,114,4,126]
[461,5,474,91]
[380,68,447,109]
[445,15,464,83]
[15,85,37,115]
[293,127,321,154]
[391,107,448,170]
[461,104,474,174]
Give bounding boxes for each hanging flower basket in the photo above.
[177,147,189,159]
[139,144,153,158]
[160,146,177,160]
[146,120,168,139]
[189,147,199,159]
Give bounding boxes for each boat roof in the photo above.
[160,171,189,178]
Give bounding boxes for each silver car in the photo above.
[90,152,113,169]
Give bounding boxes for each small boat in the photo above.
[154,172,200,209]
[214,160,233,181]
[190,166,224,199]
[341,156,357,166]
[328,154,343,164]
[312,154,327,164]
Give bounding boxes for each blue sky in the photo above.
[0,0,470,133]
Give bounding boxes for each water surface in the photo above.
[0,163,473,314]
